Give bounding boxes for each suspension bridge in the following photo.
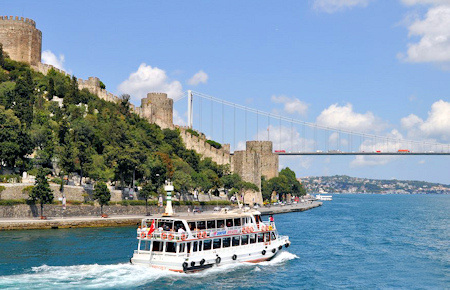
[172,90,450,156]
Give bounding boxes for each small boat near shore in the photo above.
[315,194,333,201]
[130,207,291,273]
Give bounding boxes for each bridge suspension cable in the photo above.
[181,90,449,153]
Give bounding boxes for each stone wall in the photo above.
[0,183,122,202]
[0,16,42,66]
[231,150,262,191]
[246,141,279,179]
[178,127,231,165]
[0,204,221,218]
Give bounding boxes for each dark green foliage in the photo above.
[93,181,111,215]
[29,168,54,217]
[99,80,106,90]
[12,70,35,126]
[0,43,5,69]
[0,199,28,206]
[261,167,306,201]
[186,128,199,137]
[0,59,248,199]
[139,182,157,214]
[206,139,222,149]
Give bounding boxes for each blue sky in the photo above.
[3,0,450,184]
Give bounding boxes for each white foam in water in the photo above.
[0,251,299,289]
[0,263,175,289]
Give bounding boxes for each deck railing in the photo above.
[137,222,276,241]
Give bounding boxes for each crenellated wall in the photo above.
[1,16,280,204]
[178,127,231,165]
[0,16,42,66]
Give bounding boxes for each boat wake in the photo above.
[0,251,298,289]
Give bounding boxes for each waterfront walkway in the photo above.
[0,201,322,230]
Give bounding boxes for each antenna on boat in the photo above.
[162,180,174,216]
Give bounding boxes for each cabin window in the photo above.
[249,234,257,244]
[166,242,176,253]
[207,220,216,229]
[242,235,249,245]
[232,236,240,247]
[213,238,221,249]
[152,241,163,252]
[217,219,225,228]
[188,222,195,231]
[264,233,270,242]
[193,241,198,252]
[223,237,231,248]
[179,243,185,254]
[271,232,276,241]
[197,221,206,230]
[226,219,233,228]
[187,242,191,253]
[158,220,173,231]
[234,218,241,227]
[139,240,150,251]
[257,233,264,243]
[204,239,212,250]
[174,221,185,231]
[199,241,203,252]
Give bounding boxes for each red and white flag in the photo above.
[147,219,156,236]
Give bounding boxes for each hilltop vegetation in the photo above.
[0,44,258,198]
[299,175,450,194]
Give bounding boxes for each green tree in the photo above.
[173,170,193,199]
[29,168,54,218]
[139,182,157,215]
[93,181,111,215]
[12,70,34,126]
[47,77,55,100]
[279,167,306,196]
[0,43,4,68]
[0,106,32,168]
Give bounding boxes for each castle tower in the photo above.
[0,16,42,66]
[246,141,279,179]
[140,93,173,129]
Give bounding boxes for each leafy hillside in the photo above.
[0,44,257,197]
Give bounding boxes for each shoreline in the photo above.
[0,201,323,231]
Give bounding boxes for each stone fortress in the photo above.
[0,16,279,204]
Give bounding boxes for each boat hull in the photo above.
[131,238,290,273]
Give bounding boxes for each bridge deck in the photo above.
[275,152,450,156]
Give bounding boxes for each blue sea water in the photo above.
[0,194,449,289]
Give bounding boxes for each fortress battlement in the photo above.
[0,16,37,27]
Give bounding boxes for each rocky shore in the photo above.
[0,201,322,231]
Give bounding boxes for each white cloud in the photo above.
[403,5,450,64]
[271,95,309,116]
[401,100,450,141]
[41,50,65,71]
[255,125,315,152]
[187,70,208,86]
[313,0,371,13]
[316,103,385,132]
[173,109,187,126]
[118,63,183,105]
[350,129,405,167]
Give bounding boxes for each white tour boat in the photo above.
[130,182,290,272]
